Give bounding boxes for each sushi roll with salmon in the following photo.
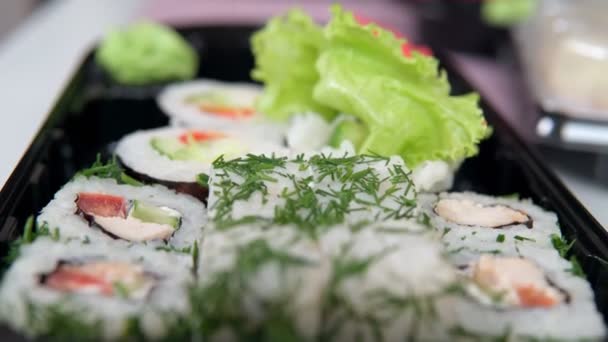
[157,79,286,142]
[437,247,606,340]
[37,175,206,250]
[418,192,561,255]
[115,126,286,200]
[0,238,194,340]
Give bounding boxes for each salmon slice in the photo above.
[76,193,127,218]
[471,255,564,308]
[199,104,255,119]
[42,261,155,299]
[178,130,227,144]
[44,265,114,296]
[517,285,559,308]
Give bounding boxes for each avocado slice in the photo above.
[184,91,230,106]
[130,200,181,229]
[329,118,369,150]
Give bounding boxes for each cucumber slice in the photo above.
[130,200,181,229]
[329,118,369,150]
[151,137,205,162]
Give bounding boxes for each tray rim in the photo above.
[0,27,607,339]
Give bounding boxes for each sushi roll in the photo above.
[207,152,417,231]
[418,192,561,255]
[196,223,329,340]
[37,176,206,249]
[437,246,606,340]
[157,79,286,142]
[115,126,286,200]
[316,223,459,341]
[0,238,194,340]
[195,220,459,341]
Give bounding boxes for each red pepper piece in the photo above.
[76,193,128,218]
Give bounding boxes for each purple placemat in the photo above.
[138,0,420,41]
[447,52,538,142]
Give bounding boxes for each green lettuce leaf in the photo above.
[314,5,491,167]
[251,10,336,121]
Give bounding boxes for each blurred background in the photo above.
[1,0,607,226]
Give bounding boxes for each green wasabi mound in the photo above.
[96,22,198,85]
[482,0,538,27]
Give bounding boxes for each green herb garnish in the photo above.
[4,217,53,266]
[514,235,535,242]
[568,256,585,278]
[76,154,143,186]
[112,281,131,299]
[496,234,505,243]
[441,227,451,238]
[551,234,575,258]
[210,153,416,236]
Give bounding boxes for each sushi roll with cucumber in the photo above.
[115,126,286,200]
[0,238,194,340]
[37,175,206,250]
[418,192,561,255]
[158,79,286,142]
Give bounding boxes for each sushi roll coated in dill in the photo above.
[418,192,561,255]
[195,220,459,341]
[0,238,194,340]
[115,126,287,200]
[195,224,329,340]
[207,152,417,233]
[158,79,287,142]
[37,175,206,251]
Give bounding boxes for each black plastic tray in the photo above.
[1,26,608,339]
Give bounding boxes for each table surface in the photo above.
[1,0,607,227]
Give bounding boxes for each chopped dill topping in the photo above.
[441,227,451,238]
[209,153,416,236]
[550,234,575,258]
[513,235,535,243]
[76,154,143,186]
[496,234,505,243]
[568,256,585,278]
[155,245,192,254]
[192,238,312,338]
[4,217,52,266]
